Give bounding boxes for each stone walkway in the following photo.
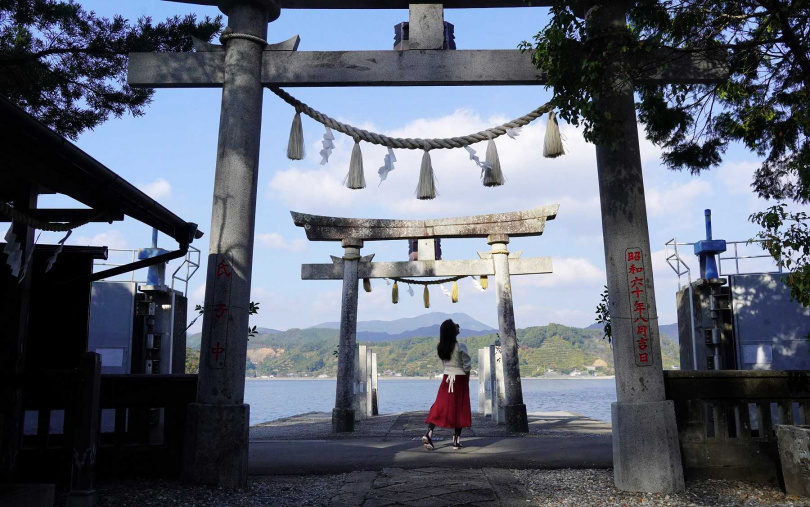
[250,410,612,441]
[248,411,613,475]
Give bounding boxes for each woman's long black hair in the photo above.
[437,319,458,361]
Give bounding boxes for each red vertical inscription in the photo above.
[626,248,652,367]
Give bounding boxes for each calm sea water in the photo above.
[245,378,617,425]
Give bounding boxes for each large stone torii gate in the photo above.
[293,204,559,434]
[129,0,726,493]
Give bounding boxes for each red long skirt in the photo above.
[425,374,472,429]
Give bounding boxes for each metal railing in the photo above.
[93,246,201,296]
[718,240,782,277]
[171,245,200,298]
[664,238,697,369]
[93,248,143,283]
[665,239,781,285]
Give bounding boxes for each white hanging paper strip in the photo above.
[440,283,452,301]
[471,277,486,292]
[3,223,23,278]
[319,126,335,165]
[46,229,72,273]
[464,145,492,177]
[18,231,40,281]
[505,127,522,139]
[407,284,415,297]
[377,147,397,185]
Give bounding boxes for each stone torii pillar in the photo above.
[332,238,366,432]
[487,234,528,432]
[179,0,279,489]
[582,1,712,493]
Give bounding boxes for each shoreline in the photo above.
[246,375,616,381]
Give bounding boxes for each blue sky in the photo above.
[37,1,785,332]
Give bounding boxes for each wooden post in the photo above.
[0,184,37,483]
[66,352,101,507]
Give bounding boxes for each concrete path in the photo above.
[248,411,612,475]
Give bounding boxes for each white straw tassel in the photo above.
[483,137,504,187]
[416,147,437,200]
[343,140,366,189]
[286,110,305,160]
[543,111,565,158]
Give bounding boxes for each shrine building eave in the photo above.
[290,204,559,241]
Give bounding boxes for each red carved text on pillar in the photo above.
[626,248,652,366]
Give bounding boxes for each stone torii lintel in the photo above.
[290,204,560,241]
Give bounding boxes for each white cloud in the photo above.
[191,283,206,303]
[515,257,604,288]
[256,232,307,252]
[646,179,712,218]
[139,178,172,200]
[72,229,128,249]
[717,161,758,195]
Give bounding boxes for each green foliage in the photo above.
[522,1,810,202]
[185,346,199,374]
[750,203,810,307]
[595,285,612,344]
[0,0,222,139]
[229,323,682,378]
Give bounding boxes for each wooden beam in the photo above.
[291,205,559,241]
[302,257,552,280]
[166,0,553,9]
[0,208,124,223]
[128,50,546,88]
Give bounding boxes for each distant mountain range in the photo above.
[586,322,680,344]
[309,312,496,342]
[185,313,682,377]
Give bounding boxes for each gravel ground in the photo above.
[515,469,810,507]
[56,469,810,507]
[57,475,347,507]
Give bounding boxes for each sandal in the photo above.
[422,431,435,450]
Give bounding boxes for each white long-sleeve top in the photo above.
[442,342,472,376]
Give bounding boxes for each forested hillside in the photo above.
[186,323,680,377]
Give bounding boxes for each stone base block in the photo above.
[612,400,684,493]
[776,425,810,497]
[66,490,97,507]
[332,407,355,433]
[0,484,55,507]
[182,403,249,488]
[504,404,529,433]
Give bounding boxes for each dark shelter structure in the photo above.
[0,95,203,505]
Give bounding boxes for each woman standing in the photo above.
[422,319,472,450]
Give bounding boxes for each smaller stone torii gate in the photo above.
[292,204,559,434]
